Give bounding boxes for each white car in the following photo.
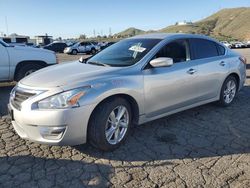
[221,41,232,48]
[233,42,247,48]
[64,42,100,55]
[0,40,57,82]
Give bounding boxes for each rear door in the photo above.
[60,43,67,52]
[189,38,228,100]
[0,42,9,81]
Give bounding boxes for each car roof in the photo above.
[131,33,218,42]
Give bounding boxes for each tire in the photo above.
[218,76,238,107]
[72,49,78,55]
[91,48,96,55]
[88,97,132,151]
[15,64,44,81]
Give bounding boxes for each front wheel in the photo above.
[88,98,132,151]
[15,64,44,81]
[91,48,96,54]
[218,76,238,106]
[72,49,78,55]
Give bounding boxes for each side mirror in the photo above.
[149,57,173,68]
[79,56,89,63]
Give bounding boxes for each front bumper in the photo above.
[64,48,72,54]
[9,102,96,146]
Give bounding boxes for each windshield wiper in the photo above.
[87,61,110,67]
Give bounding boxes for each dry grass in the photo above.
[160,7,250,41]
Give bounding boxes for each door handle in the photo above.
[220,61,226,66]
[187,68,197,75]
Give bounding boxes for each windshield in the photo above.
[87,38,161,67]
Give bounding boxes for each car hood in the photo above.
[20,62,120,88]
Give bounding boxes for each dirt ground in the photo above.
[0,49,249,187]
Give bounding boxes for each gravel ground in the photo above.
[56,53,91,63]
[0,49,249,187]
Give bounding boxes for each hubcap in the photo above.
[223,80,236,104]
[105,105,129,145]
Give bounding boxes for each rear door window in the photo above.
[190,38,219,59]
[217,44,226,56]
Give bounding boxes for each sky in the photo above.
[0,0,250,39]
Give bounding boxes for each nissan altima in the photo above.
[8,33,246,151]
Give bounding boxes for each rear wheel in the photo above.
[72,49,78,55]
[218,76,238,106]
[91,48,96,54]
[88,98,132,151]
[15,64,44,81]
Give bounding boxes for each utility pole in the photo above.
[5,16,9,35]
[109,27,112,36]
[93,29,96,38]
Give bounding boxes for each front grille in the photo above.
[11,88,36,111]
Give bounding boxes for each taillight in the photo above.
[239,56,247,64]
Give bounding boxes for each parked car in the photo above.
[101,42,116,50]
[9,43,27,47]
[9,33,246,151]
[26,43,38,48]
[231,42,247,48]
[0,39,57,82]
[221,41,232,48]
[43,42,68,53]
[64,42,100,55]
[246,41,250,48]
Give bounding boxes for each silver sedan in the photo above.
[9,33,246,151]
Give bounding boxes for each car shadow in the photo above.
[0,86,13,116]
[75,85,250,161]
[0,155,113,187]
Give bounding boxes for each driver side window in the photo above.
[155,39,190,63]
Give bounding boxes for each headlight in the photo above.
[36,87,90,109]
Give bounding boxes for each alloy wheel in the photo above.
[223,80,236,104]
[105,105,129,145]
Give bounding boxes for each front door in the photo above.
[78,42,87,53]
[143,39,199,118]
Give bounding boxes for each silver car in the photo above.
[8,33,246,151]
[64,42,100,55]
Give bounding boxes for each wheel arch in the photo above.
[87,93,140,132]
[227,72,240,91]
[14,60,47,80]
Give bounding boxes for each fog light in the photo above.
[39,126,66,140]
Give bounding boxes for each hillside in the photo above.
[114,8,250,41]
[114,27,145,37]
[160,7,250,41]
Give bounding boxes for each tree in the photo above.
[79,34,86,39]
